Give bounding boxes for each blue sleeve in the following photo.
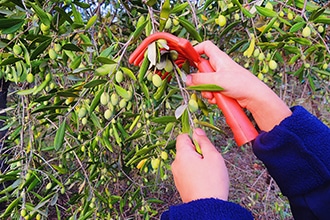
[161,198,253,220]
[253,106,330,219]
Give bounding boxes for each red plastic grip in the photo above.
[197,59,258,146]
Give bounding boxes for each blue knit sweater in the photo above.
[162,106,330,219]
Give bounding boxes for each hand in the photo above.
[171,128,229,203]
[188,41,267,109]
[186,41,292,131]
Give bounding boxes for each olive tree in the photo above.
[0,0,329,219]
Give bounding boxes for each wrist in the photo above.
[247,89,292,131]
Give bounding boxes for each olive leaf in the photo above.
[255,6,278,17]
[96,57,117,64]
[54,120,66,151]
[290,22,306,33]
[85,15,98,30]
[175,104,187,119]
[147,42,157,66]
[171,2,189,13]
[121,67,137,81]
[186,84,224,91]
[159,0,171,31]
[243,34,255,58]
[114,84,131,100]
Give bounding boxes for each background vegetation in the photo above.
[0,0,329,219]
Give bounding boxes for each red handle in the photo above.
[198,59,258,146]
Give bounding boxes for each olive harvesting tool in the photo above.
[129,32,258,146]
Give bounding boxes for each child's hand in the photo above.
[186,41,292,131]
[187,41,269,110]
[171,128,229,203]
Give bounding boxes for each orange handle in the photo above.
[198,59,258,146]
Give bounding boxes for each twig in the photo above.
[116,34,134,70]
[301,79,308,98]
[20,95,27,212]
[173,65,195,130]
[301,0,307,16]
[224,158,255,174]
[251,168,267,188]
[71,143,95,196]
[263,177,274,216]
[147,5,158,34]
[187,0,198,28]
[274,1,302,13]
[314,29,330,55]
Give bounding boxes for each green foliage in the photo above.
[0,0,329,219]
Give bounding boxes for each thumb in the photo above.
[192,129,219,156]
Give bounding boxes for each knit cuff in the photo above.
[161,198,253,220]
[253,106,330,197]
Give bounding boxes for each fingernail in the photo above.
[186,75,192,85]
[195,128,205,136]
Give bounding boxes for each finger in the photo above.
[208,97,217,105]
[175,133,195,154]
[202,91,217,104]
[201,91,214,100]
[194,41,235,71]
[200,91,217,104]
[192,128,219,156]
[194,41,223,58]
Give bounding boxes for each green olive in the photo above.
[82,117,88,125]
[13,44,22,55]
[111,93,119,105]
[169,50,179,61]
[48,48,57,60]
[40,23,50,33]
[152,74,162,87]
[268,60,278,70]
[151,158,160,170]
[161,151,168,160]
[45,182,52,190]
[164,59,173,72]
[78,107,87,118]
[165,18,172,29]
[26,73,34,83]
[188,99,198,112]
[104,109,113,120]
[100,92,109,105]
[54,43,62,52]
[115,70,124,83]
[119,99,127,108]
[302,26,311,38]
[217,15,226,27]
